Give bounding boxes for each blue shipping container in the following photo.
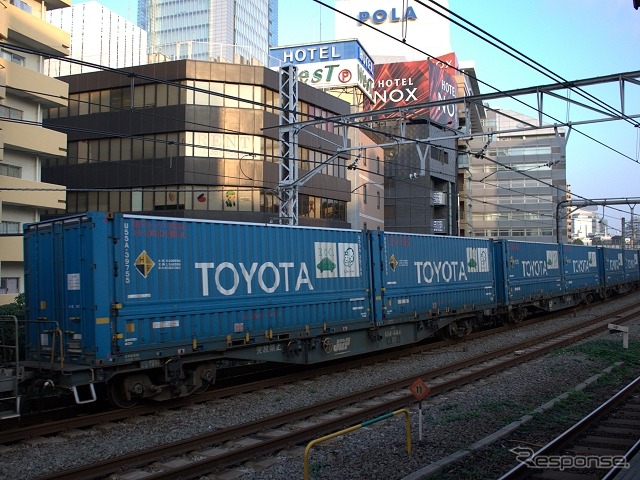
[494,240,563,307]
[601,247,626,288]
[379,232,496,319]
[561,244,601,294]
[24,213,375,366]
[624,249,640,282]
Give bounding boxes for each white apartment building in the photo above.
[0,0,69,304]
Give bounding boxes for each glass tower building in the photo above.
[138,0,276,65]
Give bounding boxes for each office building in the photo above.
[138,0,276,65]
[570,208,604,244]
[370,57,460,235]
[329,1,461,234]
[456,61,485,237]
[45,1,147,76]
[466,108,568,242]
[43,60,353,228]
[0,0,69,304]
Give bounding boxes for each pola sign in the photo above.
[358,6,417,25]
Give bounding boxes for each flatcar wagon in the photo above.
[1,212,637,415]
[0,212,498,412]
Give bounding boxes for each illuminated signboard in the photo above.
[270,40,375,100]
[373,53,459,127]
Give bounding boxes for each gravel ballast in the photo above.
[1,295,639,480]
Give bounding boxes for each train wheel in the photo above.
[446,319,471,338]
[106,377,140,409]
[507,308,525,324]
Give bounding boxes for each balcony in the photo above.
[4,3,70,57]
[0,58,68,107]
[0,119,66,157]
[0,176,66,209]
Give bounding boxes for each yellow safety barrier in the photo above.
[304,408,411,480]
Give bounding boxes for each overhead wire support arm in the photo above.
[277,65,355,226]
[556,197,640,244]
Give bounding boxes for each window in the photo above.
[0,221,20,234]
[1,48,25,66]
[78,92,89,115]
[89,91,101,114]
[261,191,279,213]
[193,81,209,106]
[10,0,31,13]
[0,163,21,178]
[0,277,19,295]
[156,84,168,107]
[133,85,145,109]
[225,84,239,108]
[69,94,80,116]
[100,90,110,113]
[0,105,23,120]
[110,89,123,110]
[167,84,180,105]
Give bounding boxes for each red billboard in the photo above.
[372,53,459,128]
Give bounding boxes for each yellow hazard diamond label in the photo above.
[389,254,398,271]
[135,250,155,278]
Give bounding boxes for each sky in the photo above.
[79,0,640,233]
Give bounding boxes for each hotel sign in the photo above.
[270,40,375,100]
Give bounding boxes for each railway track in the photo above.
[498,375,640,480]
[25,300,640,480]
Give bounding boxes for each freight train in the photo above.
[0,212,638,415]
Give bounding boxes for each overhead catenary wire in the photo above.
[0,49,605,223]
[1,11,636,227]
[311,0,639,227]
[312,1,640,168]
[420,0,640,129]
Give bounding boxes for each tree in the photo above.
[0,293,25,320]
[0,294,25,362]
